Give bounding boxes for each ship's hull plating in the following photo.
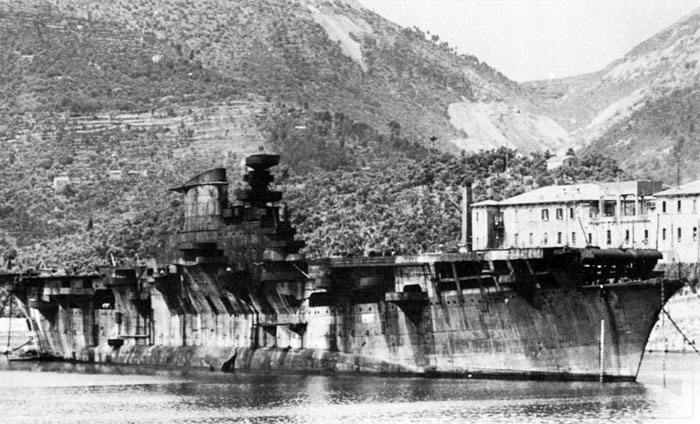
[15,268,680,381]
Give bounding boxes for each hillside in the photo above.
[525,10,700,181]
[0,0,628,268]
[1,100,623,268]
[0,0,571,153]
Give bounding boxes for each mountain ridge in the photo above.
[1,0,571,153]
[524,8,700,181]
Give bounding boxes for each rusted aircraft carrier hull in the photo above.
[410,282,677,381]
[298,281,678,381]
[11,271,680,382]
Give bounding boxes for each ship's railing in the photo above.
[324,252,484,269]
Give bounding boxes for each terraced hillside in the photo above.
[3,0,572,153]
[59,101,269,159]
[0,102,258,265]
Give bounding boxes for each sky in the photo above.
[358,0,700,82]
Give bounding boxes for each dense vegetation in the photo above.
[263,109,628,257]
[0,99,629,269]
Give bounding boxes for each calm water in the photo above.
[0,352,698,423]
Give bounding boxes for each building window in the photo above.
[541,209,549,221]
[529,233,534,245]
[662,228,666,241]
[588,233,593,245]
[557,232,562,244]
[662,201,667,213]
[475,211,479,222]
[678,200,682,213]
[569,208,574,219]
[678,227,682,242]
[589,204,599,218]
[625,230,630,243]
[514,209,518,222]
[644,229,649,244]
[694,227,698,242]
[556,208,563,220]
[694,199,697,213]
[603,201,616,217]
[606,230,611,245]
[571,232,576,245]
[514,233,519,246]
[543,233,548,245]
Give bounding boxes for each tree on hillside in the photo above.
[388,120,401,142]
[672,134,685,185]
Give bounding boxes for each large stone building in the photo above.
[654,181,700,264]
[470,180,700,263]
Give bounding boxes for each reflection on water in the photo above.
[0,352,697,423]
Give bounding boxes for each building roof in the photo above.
[654,180,700,197]
[497,181,655,206]
[498,183,601,206]
[472,199,499,207]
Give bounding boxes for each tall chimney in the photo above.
[460,184,472,252]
